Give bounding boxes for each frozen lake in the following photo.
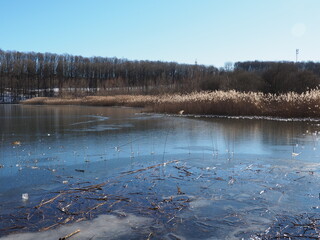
[1,104,320,239]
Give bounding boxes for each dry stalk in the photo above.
[86,202,108,213]
[121,160,179,175]
[36,193,64,209]
[59,229,80,240]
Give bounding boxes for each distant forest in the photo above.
[1,49,320,102]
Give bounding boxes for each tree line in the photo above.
[0,49,218,102]
[202,61,320,94]
[1,49,320,102]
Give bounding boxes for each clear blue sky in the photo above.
[0,0,319,67]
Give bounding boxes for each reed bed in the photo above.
[22,90,320,118]
[21,95,157,108]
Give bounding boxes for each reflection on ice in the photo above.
[71,123,134,132]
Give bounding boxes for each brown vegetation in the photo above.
[22,95,158,108]
[22,90,320,118]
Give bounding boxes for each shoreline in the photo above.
[21,90,320,119]
[164,113,320,122]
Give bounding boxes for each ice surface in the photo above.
[1,213,151,240]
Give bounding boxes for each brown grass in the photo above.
[21,90,320,118]
[21,95,157,108]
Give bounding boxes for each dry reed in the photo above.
[21,90,320,118]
